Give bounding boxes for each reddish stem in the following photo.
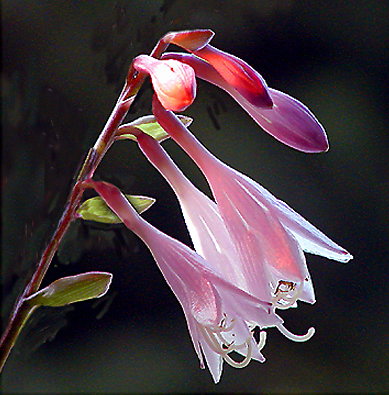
[0,34,172,372]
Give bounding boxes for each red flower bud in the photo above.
[133,55,196,112]
[194,45,273,108]
[163,29,215,51]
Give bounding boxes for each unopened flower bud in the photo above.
[163,29,215,51]
[133,55,196,111]
[194,45,273,108]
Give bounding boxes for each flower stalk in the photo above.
[0,31,177,372]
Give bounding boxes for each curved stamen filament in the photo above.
[257,330,267,351]
[222,339,253,368]
[215,331,247,351]
[277,323,315,342]
[199,325,233,355]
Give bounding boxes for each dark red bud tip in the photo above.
[194,45,273,108]
[164,29,215,51]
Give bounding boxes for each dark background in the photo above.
[2,1,388,393]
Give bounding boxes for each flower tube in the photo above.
[136,132,244,286]
[152,96,352,303]
[162,52,329,153]
[135,131,315,308]
[86,179,280,383]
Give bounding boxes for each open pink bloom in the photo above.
[133,55,196,111]
[87,179,280,383]
[134,131,320,362]
[152,97,352,302]
[162,52,329,153]
[136,131,316,309]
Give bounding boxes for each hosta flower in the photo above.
[135,131,315,308]
[133,55,196,111]
[133,130,320,364]
[152,96,352,306]
[86,179,281,383]
[162,52,329,153]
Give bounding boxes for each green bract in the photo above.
[116,114,193,142]
[26,272,112,307]
[77,194,155,224]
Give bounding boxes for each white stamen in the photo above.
[258,330,267,351]
[199,326,232,355]
[277,323,315,342]
[223,339,252,368]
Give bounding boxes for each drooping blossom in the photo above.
[126,129,317,372]
[135,131,316,311]
[133,55,196,112]
[162,52,329,153]
[152,97,352,307]
[85,179,281,383]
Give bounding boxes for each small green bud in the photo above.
[27,272,113,307]
[77,195,155,224]
[116,114,193,142]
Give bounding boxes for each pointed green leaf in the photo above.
[116,114,193,142]
[77,194,155,224]
[27,272,113,307]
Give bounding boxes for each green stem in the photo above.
[0,34,172,372]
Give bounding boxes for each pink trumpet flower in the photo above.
[162,52,329,153]
[135,131,315,309]
[86,179,281,383]
[152,97,352,299]
[134,130,319,362]
[133,55,196,112]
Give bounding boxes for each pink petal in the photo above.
[137,133,247,288]
[194,45,273,108]
[87,179,277,380]
[162,52,329,153]
[152,98,313,305]
[244,88,329,153]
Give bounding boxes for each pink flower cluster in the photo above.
[88,30,352,383]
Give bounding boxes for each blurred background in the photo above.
[2,0,388,393]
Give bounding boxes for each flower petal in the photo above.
[152,97,314,306]
[194,45,273,108]
[162,52,329,153]
[244,88,329,153]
